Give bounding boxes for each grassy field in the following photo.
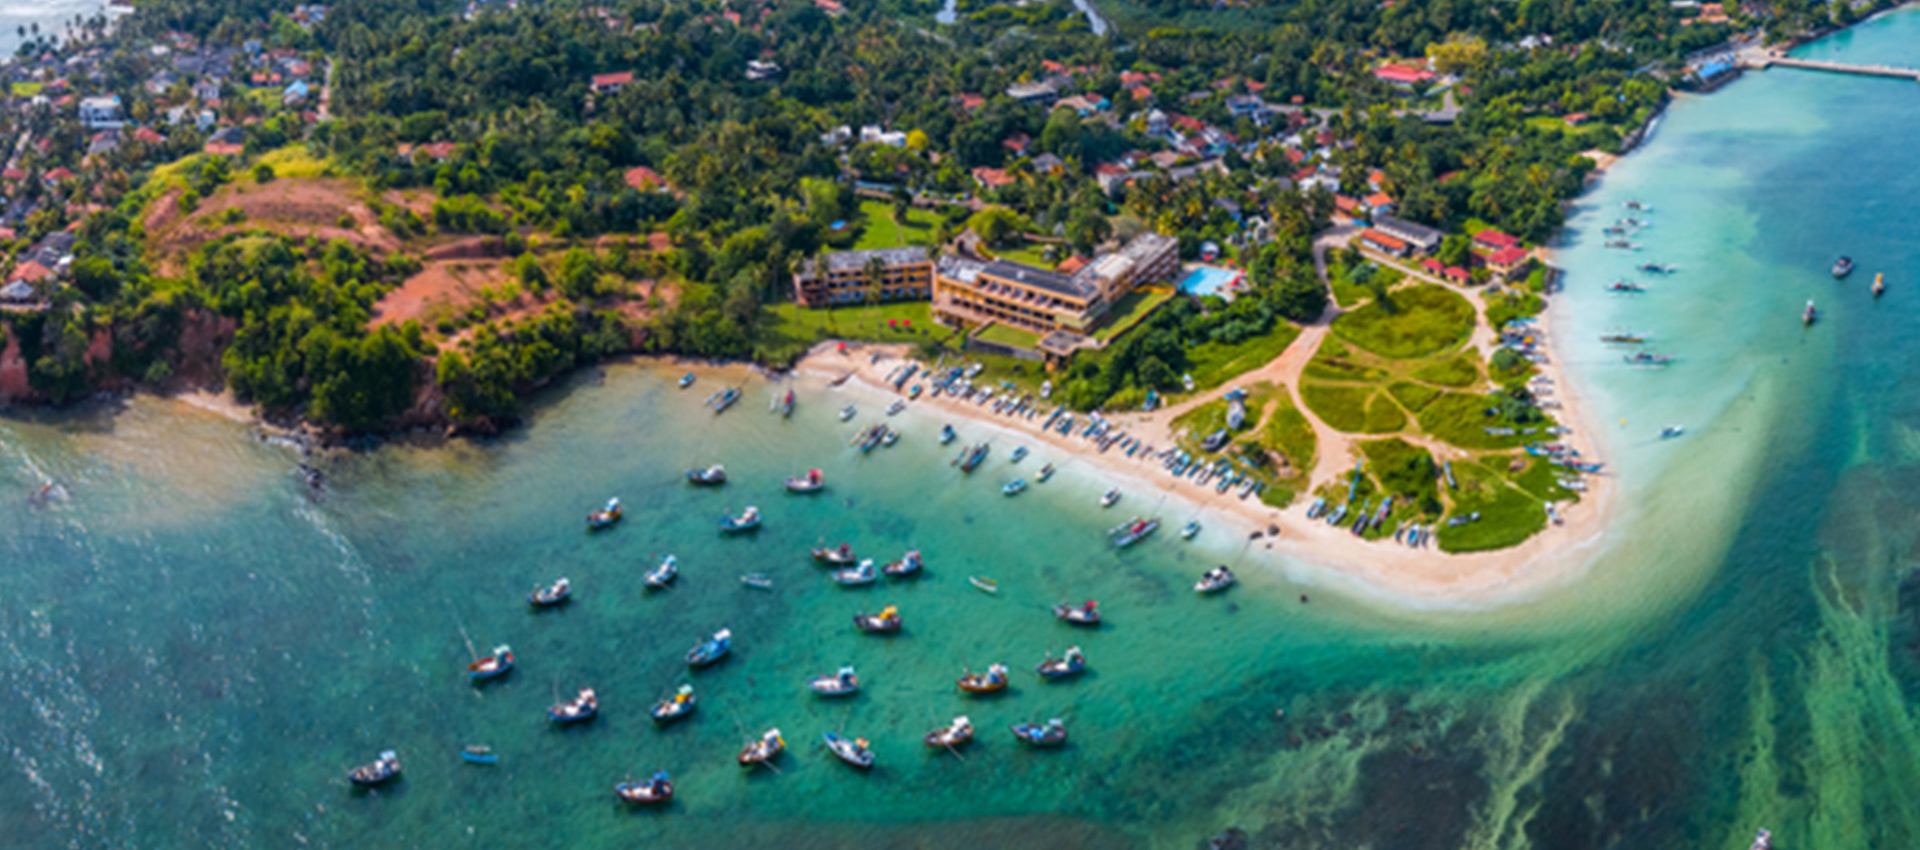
[975,322,1041,350]
[1254,387,1316,507]
[250,144,334,181]
[758,301,952,364]
[1184,323,1301,391]
[1331,284,1476,359]
[1435,461,1548,552]
[849,199,943,251]
[991,242,1058,268]
[1328,260,1403,309]
[9,82,43,97]
[1093,288,1173,344]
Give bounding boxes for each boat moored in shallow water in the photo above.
[645,555,678,588]
[839,404,857,422]
[854,605,902,633]
[468,645,514,682]
[1109,517,1159,547]
[650,684,697,723]
[957,663,1009,694]
[968,576,999,594]
[719,506,761,533]
[1181,520,1201,540]
[823,732,875,769]
[1873,272,1886,297]
[881,550,923,578]
[686,629,732,668]
[678,373,696,389]
[1802,299,1818,326]
[348,750,401,787]
[548,688,599,724]
[785,468,825,493]
[1036,463,1055,482]
[1100,488,1121,508]
[1832,256,1854,278]
[813,543,857,565]
[1002,478,1028,496]
[1036,646,1086,679]
[738,728,786,767]
[1194,565,1236,594]
[939,424,957,445]
[1660,425,1686,440]
[1011,718,1068,748]
[809,665,860,697]
[460,745,497,765]
[1053,600,1102,626]
[926,716,975,750]
[529,577,571,607]
[616,771,673,805]
[832,559,878,586]
[586,497,623,531]
[686,464,727,486]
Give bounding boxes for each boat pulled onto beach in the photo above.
[719,506,761,533]
[1053,600,1102,627]
[615,771,673,805]
[686,464,727,486]
[1011,718,1068,748]
[586,497,623,531]
[529,577,571,607]
[677,373,696,389]
[738,728,786,767]
[348,750,402,787]
[823,732,875,769]
[547,688,599,724]
[468,645,514,682]
[686,628,732,668]
[650,684,697,724]
[853,605,902,633]
[1036,646,1086,679]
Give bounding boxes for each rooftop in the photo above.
[803,247,931,278]
[982,259,1091,300]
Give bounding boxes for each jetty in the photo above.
[1737,47,1920,83]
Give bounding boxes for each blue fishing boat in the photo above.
[939,424,957,445]
[677,373,696,389]
[586,497,623,531]
[1109,517,1158,547]
[348,750,402,787]
[1010,718,1068,748]
[832,559,878,586]
[686,629,732,668]
[1010,446,1029,463]
[459,745,497,765]
[1002,478,1028,496]
[710,387,741,413]
[650,684,697,724]
[808,665,860,697]
[467,645,514,682]
[719,506,761,533]
[823,732,875,769]
[1036,463,1055,483]
[615,771,673,805]
[547,688,598,724]
[881,550,923,578]
[645,555,678,589]
[1180,520,1201,540]
[1036,646,1086,679]
[686,464,727,486]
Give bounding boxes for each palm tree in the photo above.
[864,256,887,306]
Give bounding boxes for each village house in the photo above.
[1374,62,1436,87]
[589,71,633,94]
[204,126,246,156]
[1371,215,1444,255]
[78,95,125,129]
[1361,229,1410,257]
[1473,228,1521,253]
[1484,246,1532,280]
[1005,80,1059,103]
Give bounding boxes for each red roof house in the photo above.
[624,165,666,192]
[590,71,635,93]
[1473,229,1521,252]
[1374,63,1436,86]
[1361,229,1410,257]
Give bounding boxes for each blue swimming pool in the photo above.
[1179,265,1241,297]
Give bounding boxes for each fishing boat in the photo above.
[1109,517,1159,548]
[1599,332,1647,344]
[1623,351,1673,367]
[853,605,902,633]
[529,577,572,607]
[685,629,732,668]
[1002,478,1028,496]
[1802,299,1818,326]
[1660,425,1686,439]
[881,428,900,447]
[1181,520,1201,541]
[678,373,696,389]
[1036,463,1056,483]
[586,497,623,531]
[881,550,923,578]
[348,750,401,787]
[1832,256,1855,278]
[832,559,879,586]
[785,468,826,493]
[1053,600,1102,627]
[839,404,857,422]
[649,684,696,724]
[1606,281,1645,294]
[823,732,875,769]
[738,728,787,767]
[711,387,741,413]
[1873,272,1886,297]
[686,464,727,486]
[939,424,957,445]
[615,771,673,805]
[968,575,1000,594]
[1010,718,1068,748]
[886,399,907,416]
[956,442,990,473]
[957,663,1009,694]
[1638,262,1675,275]
[1036,646,1086,679]
[813,543,857,566]
[778,389,796,418]
[1010,446,1029,463]
[468,645,514,682]
[740,573,774,590]
[925,716,975,749]
[1194,565,1236,594]
[808,665,860,697]
[645,555,678,589]
[719,506,761,533]
[548,688,599,724]
[460,745,497,765]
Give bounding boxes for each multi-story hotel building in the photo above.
[791,247,934,308]
[931,232,1178,337]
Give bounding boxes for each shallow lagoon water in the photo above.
[4,12,1920,849]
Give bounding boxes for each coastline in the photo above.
[787,338,1618,609]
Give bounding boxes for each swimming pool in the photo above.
[1179,265,1242,297]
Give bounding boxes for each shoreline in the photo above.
[788,340,1617,609]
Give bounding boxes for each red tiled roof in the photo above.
[590,71,635,88]
[1421,258,1445,273]
[1333,195,1361,213]
[1001,133,1030,153]
[971,167,1015,188]
[134,127,165,144]
[10,260,53,282]
[1488,246,1530,266]
[44,167,74,182]
[1474,229,1520,250]
[1563,112,1589,125]
[1056,255,1089,274]
[1365,192,1393,208]
[955,93,985,112]
[1129,85,1153,101]
[1374,63,1435,85]
[1361,229,1408,251]
[624,165,666,191]
[1445,266,1470,281]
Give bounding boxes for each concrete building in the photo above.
[932,232,1178,338]
[792,247,933,308]
[1371,215,1444,255]
[78,95,125,130]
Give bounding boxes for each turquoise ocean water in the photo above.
[4,12,1920,848]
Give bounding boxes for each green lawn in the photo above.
[1436,461,1548,553]
[1301,383,1373,432]
[1331,284,1476,359]
[1414,391,1544,450]
[1254,387,1316,508]
[758,301,953,364]
[991,242,1057,268]
[250,144,333,180]
[1412,352,1482,387]
[1093,288,1173,343]
[1387,380,1441,413]
[850,199,942,251]
[1329,260,1403,309]
[975,322,1041,351]
[1184,322,1301,392]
